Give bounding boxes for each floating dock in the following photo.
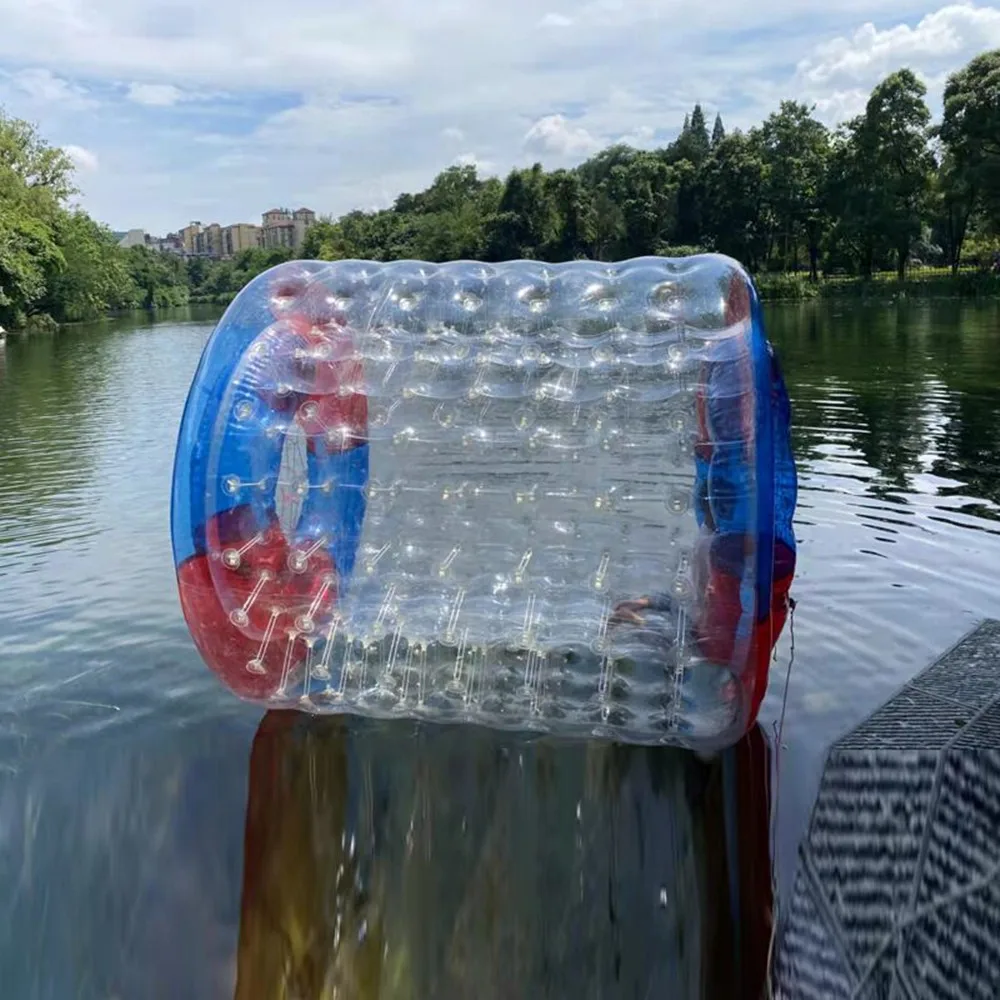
[774,619,1000,999]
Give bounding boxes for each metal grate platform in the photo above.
[773,620,1000,1000]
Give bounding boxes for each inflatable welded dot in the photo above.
[170,255,797,750]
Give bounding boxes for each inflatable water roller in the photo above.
[171,255,797,750]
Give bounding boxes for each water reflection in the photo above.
[770,300,1000,522]
[2,302,1000,994]
[0,715,252,1000]
[762,301,1000,896]
[235,713,774,999]
[0,710,775,998]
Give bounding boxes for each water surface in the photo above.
[1,300,998,996]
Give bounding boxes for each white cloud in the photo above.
[810,90,870,124]
[539,12,574,27]
[615,123,656,147]
[0,0,992,234]
[7,68,95,109]
[793,3,1000,123]
[454,151,496,174]
[127,82,184,106]
[799,4,1000,85]
[64,144,99,172]
[524,114,602,158]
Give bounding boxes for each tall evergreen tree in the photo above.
[688,104,711,161]
[711,112,726,147]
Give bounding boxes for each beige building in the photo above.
[223,223,262,256]
[292,207,316,250]
[200,222,224,259]
[180,222,202,254]
[175,210,314,258]
[262,207,316,251]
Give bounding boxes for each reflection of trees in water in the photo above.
[235,713,774,1000]
[767,301,1000,515]
[0,312,217,547]
[0,334,115,539]
[933,390,1000,517]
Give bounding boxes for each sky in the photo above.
[0,0,998,235]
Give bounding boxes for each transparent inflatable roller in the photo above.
[171,255,797,750]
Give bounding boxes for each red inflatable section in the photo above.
[176,268,367,700]
[178,508,338,699]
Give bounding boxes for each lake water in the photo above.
[1,300,998,997]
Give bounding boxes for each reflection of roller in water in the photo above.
[234,711,775,999]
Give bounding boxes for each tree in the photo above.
[0,110,71,325]
[543,170,595,261]
[711,113,726,148]
[701,131,768,270]
[668,104,711,167]
[483,165,552,260]
[589,188,625,260]
[0,109,77,202]
[825,71,932,279]
[868,71,933,278]
[0,206,62,325]
[127,245,190,308]
[758,101,830,279]
[939,50,1000,241]
[40,211,139,320]
[688,104,711,164]
[600,151,678,257]
[929,153,978,273]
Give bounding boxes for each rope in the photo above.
[765,595,797,999]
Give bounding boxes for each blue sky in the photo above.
[0,0,997,236]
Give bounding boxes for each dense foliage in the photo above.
[2,51,998,330]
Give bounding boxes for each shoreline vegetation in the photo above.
[2,51,999,333]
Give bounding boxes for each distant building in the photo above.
[223,223,262,257]
[200,222,224,259]
[292,208,316,250]
[155,233,185,255]
[118,229,148,249]
[262,207,316,251]
[262,208,295,250]
[180,222,203,255]
[166,209,314,258]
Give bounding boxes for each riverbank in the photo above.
[756,268,1000,301]
[3,267,998,335]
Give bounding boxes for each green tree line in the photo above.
[2,51,998,330]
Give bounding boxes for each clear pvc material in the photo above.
[171,255,797,750]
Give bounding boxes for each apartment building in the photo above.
[200,222,224,259]
[180,222,202,255]
[261,207,316,251]
[223,223,262,257]
[148,207,313,259]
